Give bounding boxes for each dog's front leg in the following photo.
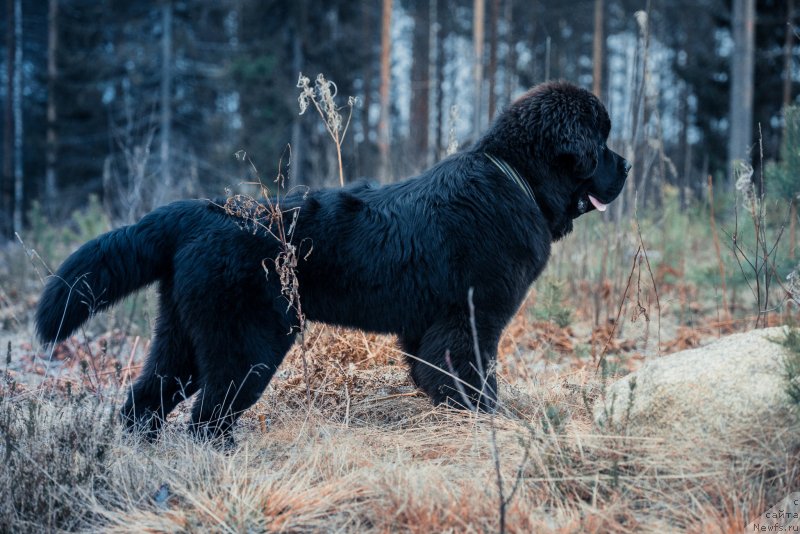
[407,316,499,412]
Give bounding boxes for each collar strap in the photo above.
[484,152,536,204]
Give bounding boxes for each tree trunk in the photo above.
[360,2,373,152]
[160,0,173,198]
[434,0,446,160]
[12,0,23,235]
[591,0,605,98]
[783,0,795,110]
[728,0,755,186]
[790,200,796,260]
[3,0,14,239]
[291,0,306,186]
[45,0,59,218]
[487,0,500,121]
[378,0,393,182]
[472,0,485,132]
[544,36,551,81]
[503,0,515,104]
[678,79,689,210]
[781,1,795,256]
[410,1,430,171]
[628,5,651,211]
[427,0,437,166]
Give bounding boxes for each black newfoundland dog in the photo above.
[37,81,629,441]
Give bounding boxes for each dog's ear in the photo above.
[553,137,598,179]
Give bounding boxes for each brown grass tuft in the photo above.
[2,334,799,533]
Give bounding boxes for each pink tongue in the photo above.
[588,194,607,212]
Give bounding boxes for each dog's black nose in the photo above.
[623,160,631,176]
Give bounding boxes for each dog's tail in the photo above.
[36,203,185,344]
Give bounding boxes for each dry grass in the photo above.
[2,189,800,532]
[2,322,799,533]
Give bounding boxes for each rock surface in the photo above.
[594,326,799,440]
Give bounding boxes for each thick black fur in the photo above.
[36,81,629,441]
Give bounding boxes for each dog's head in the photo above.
[476,81,629,239]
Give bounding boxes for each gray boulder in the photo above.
[594,326,799,440]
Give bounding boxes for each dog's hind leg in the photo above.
[408,315,500,412]
[121,282,199,440]
[188,318,295,443]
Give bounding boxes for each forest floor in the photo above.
[1,194,799,532]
